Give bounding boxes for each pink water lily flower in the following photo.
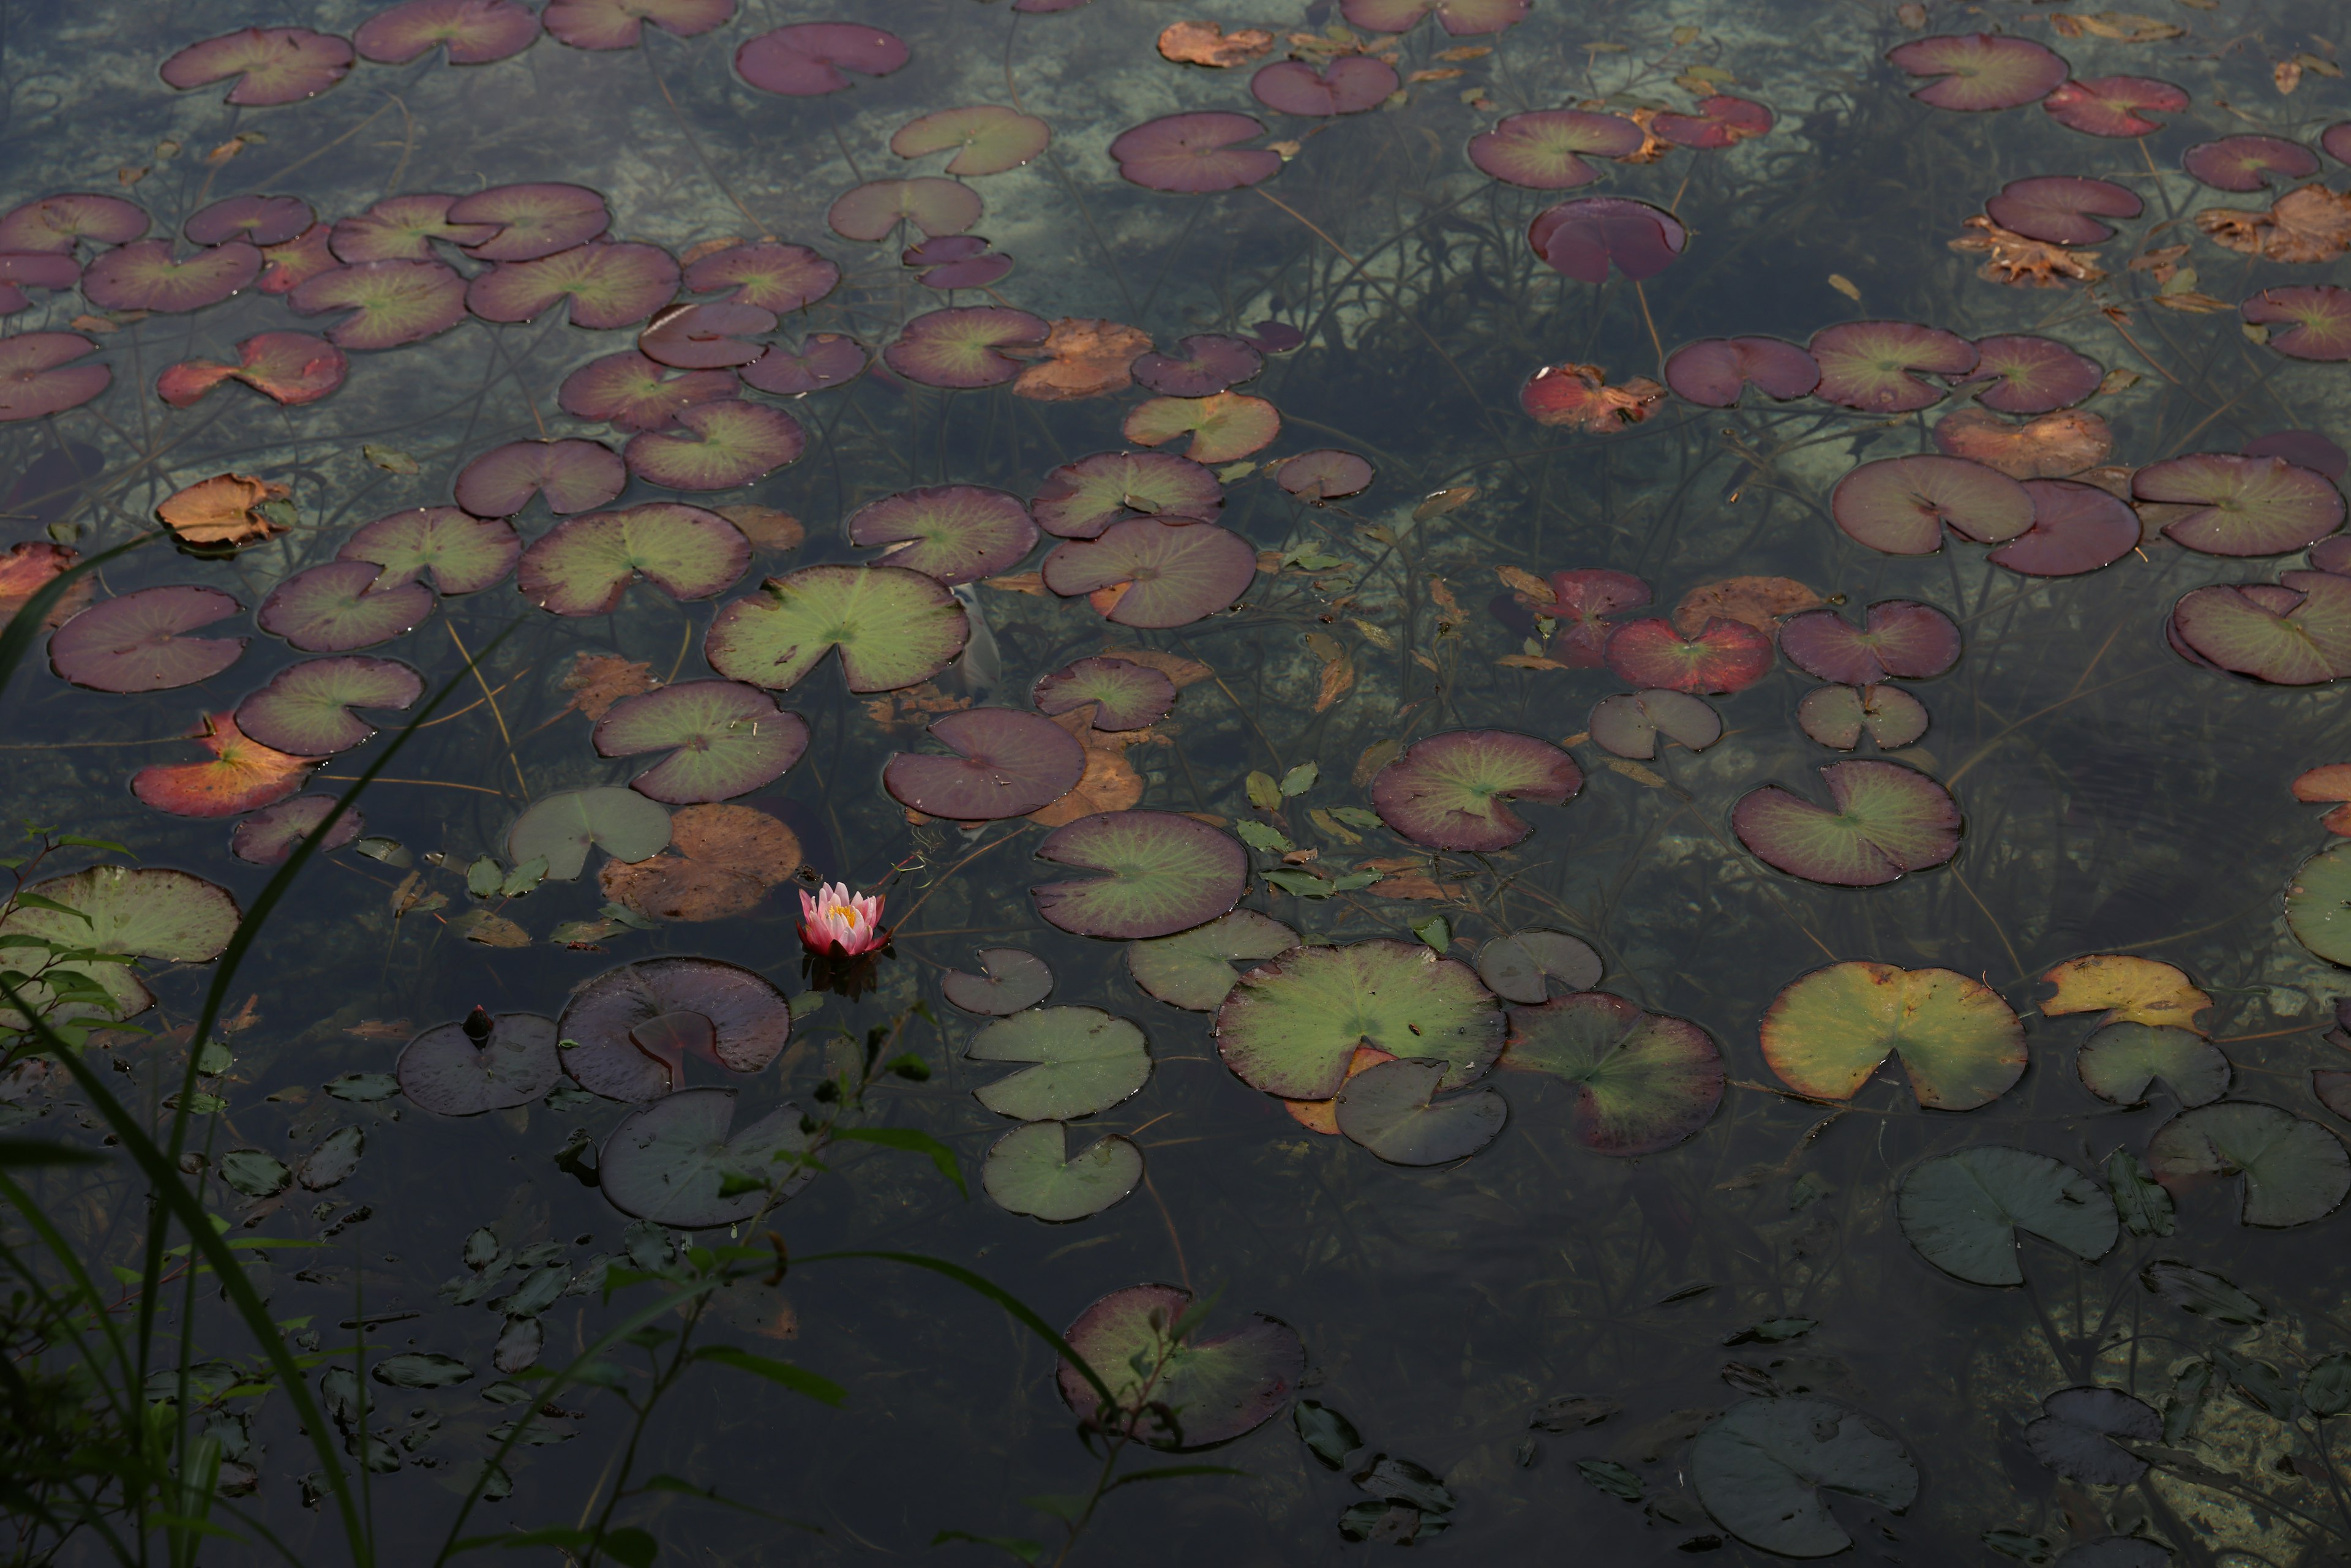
[798,881,887,956]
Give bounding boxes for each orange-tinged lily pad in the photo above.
[1670,576,1824,637]
[1520,362,1664,430]
[1158,20,1277,67]
[1932,407,2111,479]
[597,802,802,921]
[2041,955,2211,1033]
[1122,391,1281,464]
[131,711,321,819]
[157,473,292,552]
[0,540,91,629]
[2293,763,2351,833]
[2195,184,2351,264]
[1284,1045,1398,1134]
[1013,318,1152,401]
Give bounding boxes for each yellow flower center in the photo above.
[828,904,861,926]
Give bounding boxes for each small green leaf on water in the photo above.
[2105,1146,2173,1237]
[501,856,548,898]
[364,444,419,474]
[1310,808,1360,845]
[2164,1359,2213,1442]
[2303,1352,2351,1416]
[354,836,410,867]
[1329,805,1382,831]
[196,1039,233,1076]
[1245,771,1281,811]
[467,857,504,898]
[787,991,823,1019]
[254,498,298,531]
[1234,820,1292,855]
[1280,761,1318,797]
[1410,915,1449,953]
[324,1072,400,1103]
[1724,1316,1817,1346]
[601,901,659,931]
[1576,1457,1644,1502]
[1293,1400,1362,1470]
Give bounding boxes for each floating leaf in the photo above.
[1517,569,1649,666]
[2287,841,2351,966]
[397,1012,562,1116]
[339,507,520,595]
[1761,961,2023,1108]
[1663,337,1820,406]
[1501,993,1722,1153]
[328,193,495,263]
[80,239,258,313]
[1157,21,1276,67]
[892,105,1051,175]
[2240,286,2351,362]
[1520,362,1665,430]
[1989,479,2141,577]
[0,332,107,422]
[1603,617,1772,694]
[1131,334,1261,399]
[467,241,680,331]
[1128,910,1297,1011]
[967,1007,1150,1120]
[1466,109,1644,189]
[1215,938,1500,1098]
[2133,453,2343,556]
[740,333,866,395]
[1110,113,1283,193]
[1033,450,1222,539]
[1032,810,1247,940]
[543,0,734,50]
[1339,0,1527,35]
[257,562,435,653]
[1897,1147,2117,1285]
[184,194,313,248]
[1810,321,1977,412]
[1779,601,1961,685]
[847,485,1035,585]
[983,1122,1141,1221]
[886,708,1085,820]
[1588,689,1721,760]
[49,585,245,692]
[682,241,838,312]
[1690,1398,1918,1559]
[1528,197,1685,283]
[735,21,906,95]
[1831,454,2033,553]
[235,656,422,754]
[228,793,362,865]
[2147,1101,2350,1226]
[560,351,738,435]
[1933,406,2112,479]
[1654,94,1774,149]
[131,712,319,819]
[1886,33,2068,111]
[2042,73,2186,137]
[883,306,1046,389]
[2143,1258,2265,1323]
[1736,762,1961,888]
[2042,955,2211,1030]
[1252,57,1398,116]
[593,680,806,803]
[1040,518,1256,629]
[517,503,749,618]
[1795,685,1929,751]
[446,183,609,262]
[0,253,78,317]
[155,473,290,555]
[509,786,671,882]
[1475,930,1601,1003]
[2183,135,2319,193]
[159,331,346,409]
[637,301,774,370]
[596,803,800,923]
[623,401,804,490]
[0,193,148,254]
[160,26,355,106]
[354,0,541,64]
[558,955,788,1103]
[1122,393,1281,466]
[1370,729,1579,852]
[0,866,238,1023]
[1055,1284,1303,1449]
[287,260,468,350]
[599,1089,816,1227]
[1984,175,2141,247]
[1033,656,1176,731]
[2023,1389,2159,1485]
[705,564,969,693]
[2078,1025,2229,1107]
[1273,449,1373,503]
[1957,334,2102,415]
[828,178,981,244]
[943,948,1054,1016]
[1335,1056,1507,1165]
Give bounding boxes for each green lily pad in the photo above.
[1127,909,1297,1010]
[2287,840,2351,966]
[1475,929,1603,1003]
[2142,1258,2265,1323]
[966,1007,1152,1120]
[2077,1024,2230,1107]
[704,564,970,694]
[598,1087,819,1229]
[1760,961,2026,1110]
[1054,1283,1304,1449]
[516,503,752,617]
[942,948,1054,1016]
[1690,1397,1919,1559]
[1498,993,1723,1154]
[981,1120,1142,1221]
[373,1352,473,1390]
[1030,811,1248,940]
[1895,1146,2118,1285]
[508,787,672,880]
[0,866,241,1023]
[592,680,809,804]
[1214,938,1502,1100]
[1335,1056,1508,1165]
[2146,1101,2350,1226]
[219,1149,290,1198]
[1369,729,1581,852]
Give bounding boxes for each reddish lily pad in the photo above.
[159,331,347,409]
[1040,519,1254,628]
[885,708,1087,820]
[2248,431,2349,480]
[639,302,774,370]
[2044,75,2186,138]
[739,334,866,394]
[131,712,320,819]
[356,0,539,62]
[1251,57,1398,116]
[594,680,808,803]
[396,1013,561,1116]
[1603,617,1772,695]
[1054,1284,1303,1450]
[258,562,437,653]
[623,401,804,490]
[447,184,608,262]
[2243,287,2351,362]
[891,106,1051,176]
[185,195,312,248]
[828,179,981,244]
[1034,451,1221,539]
[0,332,110,421]
[1500,993,1723,1155]
[456,438,626,517]
[560,350,737,432]
[1831,454,2034,554]
[1523,569,1651,666]
[1985,175,2142,246]
[329,194,497,263]
[234,656,423,754]
[2132,454,2343,556]
[82,240,260,313]
[683,242,838,312]
[288,260,467,349]
[1586,689,1721,760]
[736,22,907,96]
[1664,337,1820,406]
[0,194,147,254]
[1528,197,1685,283]
[543,0,733,50]
[518,503,751,615]
[1033,657,1177,731]
[705,564,969,693]
[1733,761,1961,887]
[257,225,336,294]
[1810,321,1976,412]
[1779,601,1962,684]
[1988,480,2141,576]
[467,242,680,330]
[1887,34,2068,111]
[847,484,1037,585]
[2183,135,2319,193]
[1110,113,1282,193]
[0,254,80,315]
[884,306,1048,389]
[1032,811,1248,940]
[50,585,246,692]
[558,956,790,1103]
[1520,362,1665,431]
[1370,729,1580,852]
[1654,95,1774,149]
[1957,335,2102,415]
[1123,393,1280,465]
[1274,449,1373,502]
[2170,572,2351,683]
[1796,685,1930,751]
[229,793,363,865]
[1340,0,1526,34]
[160,26,355,105]
[1131,334,1261,398]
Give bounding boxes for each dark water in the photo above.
[8,1,2351,1564]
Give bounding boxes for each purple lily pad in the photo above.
[560,350,738,432]
[1810,321,1978,412]
[623,400,805,490]
[1251,56,1397,116]
[1734,760,1962,887]
[1041,519,1254,628]
[1274,449,1373,503]
[1796,685,1930,751]
[1957,334,2102,415]
[354,0,541,64]
[0,255,78,316]
[519,503,751,616]
[1586,689,1721,760]
[1528,197,1685,284]
[638,302,776,369]
[2171,572,2351,685]
[1499,993,1723,1155]
[683,242,839,312]
[736,21,907,95]
[1056,1284,1303,1449]
[1032,656,1177,732]
[1131,334,1262,398]
[2247,431,2349,481]
[847,484,1036,585]
[397,1012,562,1116]
[890,105,1052,177]
[913,252,1012,290]
[1468,109,1645,189]
[1032,811,1248,940]
[1110,113,1281,193]
[558,956,792,1102]
[2043,74,2188,138]
[1663,337,1820,406]
[885,708,1087,820]
[288,260,467,349]
[257,562,437,653]
[446,183,609,262]
[1886,33,2068,111]
[234,655,424,753]
[455,438,626,518]
[1519,569,1651,666]
[228,793,364,865]
[255,229,336,294]
[0,193,148,254]
[2243,287,2351,362]
[1984,175,2142,246]
[2133,454,2344,556]
[1034,451,1221,539]
[544,0,733,50]
[1832,454,2034,554]
[827,179,981,244]
[0,332,110,421]
[2315,536,2351,575]
[739,334,866,395]
[1604,618,1772,695]
[599,1089,816,1227]
[1654,94,1773,149]
[1371,729,1581,852]
[467,241,680,330]
[1987,480,2142,577]
[81,240,260,312]
[184,195,312,248]
[50,585,246,692]
[1340,0,1528,33]
[942,949,1053,1016]
[2183,135,2319,193]
[329,194,497,263]
[594,680,808,803]
[883,306,1048,389]
[160,26,354,105]
[1779,601,1962,685]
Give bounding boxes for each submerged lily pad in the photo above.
[397,1013,563,1117]
[2147,1102,2350,1227]
[287,261,468,350]
[1811,321,1977,413]
[1831,455,2033,555]
[509,786,671,882]
[1886,32,2067,111]
[886,708,1086,820]
[2024,1389,2160,1487]
[1033,450,1222,539]
[1055,1283,1303,1449]
[892,105,1052,176]
[1587,689,1722,760]
[1761,961,2024,1109]
[1603,618,1772,695]
[2132,453,2344,556]
[884,306,1048,389]
[1215,938,1500,1098]
[1663,337,1820,407]
[519,503,751,617]
[1795,685,1929,751]
[983,1121,1142,1221]
[49,585,246,692]
[0,866,239,1023]
[943,948,1055,1016]
[1985,175,2142,246]
[736,21,906,95]
[2078,1024,2230,1108]
[968,1007,1151,1120]
[599,1088,816,1228]
[1128,910,1297,1011]
[1040,519,1256,629]
[1989,480,2142,577]
[228,793,362,865]
[1528,197,1685,284]
[1033,656,1177,731]
[558,956,791,1101]
[339,508,521,595]
[1252,56,1398,116]
[847,485,1036,585]
[1032,811,1247,940]
[1110,113,1283,193]
[257,563,436,654]
[1896,1147,2117,1285]
[1690,1398,1918,1559]
[1475,930,1602,1003]
[593,680,807,803]
[1336,1056,1507,1165]
[1370,730,1580,852]
[1500,993,1722,1154]
[234,656,422,754]
[705,564,969,693]
[1779,601,1961,684]
[456,438,625,518]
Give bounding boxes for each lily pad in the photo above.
[518,503,751,617]
[1111,113,1281,193]
[356,0,541,63]
[2183,134,2319,192]
[287,260,468,350]
[397,1013,563,1116]
[1033,451,1222,539]
[158,331,347,409]
[1985,175,2142,245]
[886,709,1085,821]
[560,351,738,434]
[328,193,495,262]
[0,193,148,253]
[446,183,608,262]
[255,563,434,655]
[827,179,983,247]
[1831,454,2033,554]
[1779,601,1960,684]
[1370,729,1579,852]
[1587,689,1722,760]
[558,956,791,1101]
[160,26,354,106]
[1123,393,1280,465]
[623,402,805,490]
[740,334,866,395]
[1528,197,1685,284]
[1033,656,1176,731]
[456,438,624,519]
[467,241,680,331]
[2288,841,2351,966]
[130,713,318,819]
[1654,94,1773,149]
[1273,449,1373,503]
[1990,480,2141,577]
[704,563,969,693]
[1132,336,1261,399]
[884,306,1047,389]
[1128,910,1297,1011]
[1795,685,1929,751]
[1887,32,2067,111]
[2024,1387,2160,1486]
[1762,961,2023,1109]
[1032,811,1247,940]
[2241,287,2351,362]
[1475,930,1602,1003]
[891,105,1051,176]
[1811,321,1977,413]
[1603,617,1772,695]
[1690,1398,1918,1559]
[2044,74,2186,138]
[847,485,1036,585]
[0,332,109,421]
[1341,0,1525,33]
[1735,762,1960,887]
[49,585,246,692]
[2170,573,2351,683]
[1215,938,1501,1098]
[543,0,733,50]
[0,865,239,1023]
[2147,1101,2350,1226]
[1500,993,1722,1153]
[2133,453,2343,556]
[943,949,1054,1016]
[2078,1024,2229,1107]
[599,1089,816,1227]
[1040,519,1256,629]
[1897,1147,2117,1285]
[81,239,260,313]
[509,786,671,882]
[983,1122,1142,1221]
[228,793,362,865]
[1055,1283,1303,1448]
[234,656,422,754]
[735,21,906,95]
[1468,109,1644,189]
[1663,337,1820,406]
[967,1007,1150,1121]
[683,242,838,312]
[1335,1056,1507,1165]
[1252,56,1398,116]
[339,507,520,595]
[593,680,806,803]
[184,195,313,248]
[1959,335,2102,415]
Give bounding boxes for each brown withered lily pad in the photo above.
[1158,20,1277,67]
[2197,185,2351,264]
[157,473,291,553]
[1013,318,1151,401]
[1932,407,2111,479]
[1949,216,2105,287]
[1520,362,1664,430]
[598,803,802,922]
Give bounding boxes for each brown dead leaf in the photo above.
[1412,486,1477,522]
[2049,11,2184,40]
[1896,1,1927,27]
[1949,216,2105,287]
[716,504,804,553]
[1521,362,1667,430]
[1314,650,1355,712]
[2195,184,2351,263]
[1671,577,1825,637]
[1599,756,1668,788]
[1157,20,1276,67]
[1029,716,1149,827]
[599,803,801,922]
[1433,44,1490,61]
[2276,59,2303,94]
[561,652,657,721]
[1361,860,1466,900]
[1100,645,1213,686]
[1408,67,1463,83]
[156,473,290,550]
[1354,738,1401,786]
[2093,367,2142,397]
[1612,107,1673,164]
[862,681,970,733]
[1497,654,1571,670]
[455,911,530,947]
[982,572,1048,596]
[2151,289,2232,313]
[1932,407,2112,479]
[1012,318,1152,402]
[1496,565,1550,601]
[0,541,91,630]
